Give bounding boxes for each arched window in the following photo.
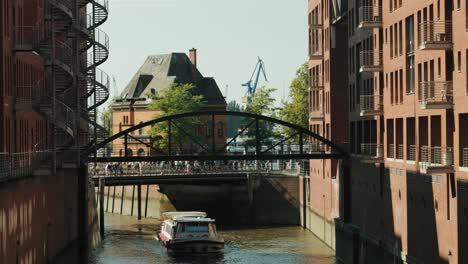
[126,149,133,157]
[138,148,145,157]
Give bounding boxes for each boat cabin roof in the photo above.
[163,211,207,220]
[162,212,217,226]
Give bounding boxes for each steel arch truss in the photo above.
[88,111,349,162]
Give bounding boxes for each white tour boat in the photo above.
[158,211,224,254]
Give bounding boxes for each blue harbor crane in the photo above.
[242,57,268,104]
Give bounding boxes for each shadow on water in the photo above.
[88,214,336,264]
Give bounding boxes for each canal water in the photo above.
[89,214,336,264]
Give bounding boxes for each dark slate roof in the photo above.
[117,53,226,106]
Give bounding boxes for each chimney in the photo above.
[189,48,197,68]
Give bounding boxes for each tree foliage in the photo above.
[101,104,113,137]
[244,86,277,145]
[227,100,243,112]
[147,83,206,151]
[279,62,309,142]
[245,86,277,117]
[226,100,245,138]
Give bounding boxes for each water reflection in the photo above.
[89,214,335,264]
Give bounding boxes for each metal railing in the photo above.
[77,14,93,31]
[309,109,325,120]
[0,150,52,181]
[55,40,73,68]
[359,6,382,26]
[310,76,323,89]
[463,148,468,168]
[418,21,452,48]
[91,142,331,159]
[388,144,395,159]
[310,19,322,29]
[88,160,309,177]
[16,80,49,105]
[397,144,404,160]
[418,81,453,106]
[408,145,416,161]
[13,26,38,49]
[55,99,76,132]
[420,146,453,166]
[360,95,383,113]
[49,0,73,11]
[360,51,383,70]
[360,143,383,158]
[309,48,323,59]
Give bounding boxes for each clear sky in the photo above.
[100,0,308,107]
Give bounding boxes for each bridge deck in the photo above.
[92,172,250,186]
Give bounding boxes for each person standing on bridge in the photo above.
[105,163,110,176]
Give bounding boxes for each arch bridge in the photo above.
[87,111,349,163]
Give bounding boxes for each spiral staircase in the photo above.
[14,0,110,165]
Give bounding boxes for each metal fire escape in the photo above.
[13,0,110,168]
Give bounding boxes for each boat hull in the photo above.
[163,238,224,254]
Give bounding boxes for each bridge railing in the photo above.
[88,160,309,177]
[92,142,331,159]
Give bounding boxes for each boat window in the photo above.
[179,224,186,233]
[186,223,209,233]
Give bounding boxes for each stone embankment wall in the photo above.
[97,175,301,226]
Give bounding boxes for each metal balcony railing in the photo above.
[463,148,468,168]
[309,109,325,120]
[388,144,395,159]
[310,76,324,90]
[397,144,404,160]
[359,6,382,28]
[309,48,323,60]
[408,145,416,161]
[360,51,383,72]
[0,150,52,181]
[310,19,323,29]
[418,81,453,109]
[16,80,48,106]
[420,146,453,167]
[418,21,453,50]
[360,143,384,160]
[13,26,37,50]
[360,95,383,116]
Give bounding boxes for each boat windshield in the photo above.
[183,222,209,233]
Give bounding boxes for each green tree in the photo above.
[226,100,244,138]
[279,62,309,142]
[245,86,277,116]
[101,104,113,137]
[244,86,277,145]
[147,83,206,152]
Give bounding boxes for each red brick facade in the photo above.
[308,0,468,263]
[1,0,108,263]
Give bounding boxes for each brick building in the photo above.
[1,0,109,263]
[307,0,468,263]
[111,49,227,156]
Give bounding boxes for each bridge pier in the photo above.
[137,182,142,220]
[99,177,105,239]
